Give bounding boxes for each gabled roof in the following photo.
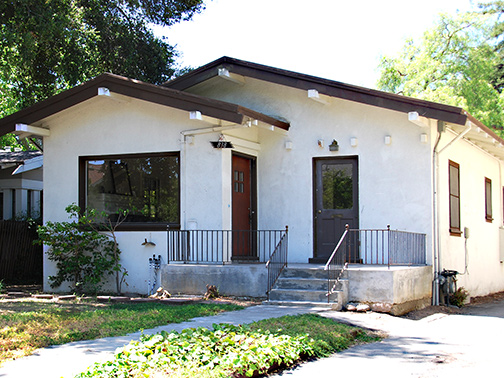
[165,56,469,126]
[165,56,504,160]
[0,73,290,136]
[0,150,42,164]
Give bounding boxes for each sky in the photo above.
[156,0,476,89]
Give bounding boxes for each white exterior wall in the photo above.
[41,94,237,293]
[188,78,434,264]
[437,130,504,297]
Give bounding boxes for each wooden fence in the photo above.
[0,220,42,283]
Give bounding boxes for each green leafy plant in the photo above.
[0,280,4,293]
[36,204,126,295]
[450,287,469,307]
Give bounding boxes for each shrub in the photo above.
[37,204,125,295]
[450,287,469,307]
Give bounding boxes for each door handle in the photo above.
[318,210,322,214]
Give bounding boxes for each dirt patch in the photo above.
[402,291,504,320]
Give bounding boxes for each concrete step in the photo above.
[268,288,337,303]
[263,300,339,310]
[281,266,348,280]
[275,277,348,291]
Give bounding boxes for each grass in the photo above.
[78,313,382,378]
[0,299,242,366]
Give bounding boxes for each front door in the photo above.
[313,157,359,263]
[232,154,256,259]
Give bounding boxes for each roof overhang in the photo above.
[0,73,290,137]
[164,56,468,127]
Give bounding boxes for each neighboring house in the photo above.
[0,57,503,312]
[0,150,43,220]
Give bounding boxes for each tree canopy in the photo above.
[0,0,204,148]
[377,2,504,132]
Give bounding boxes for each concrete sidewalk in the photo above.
[273,304,504,377]
[1,302,503,378]
[0,305,319,378]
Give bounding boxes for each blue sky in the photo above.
[155,0,475,88]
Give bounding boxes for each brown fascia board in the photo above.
[165,56,468,126]
[0,73,289,136]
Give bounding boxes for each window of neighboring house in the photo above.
[449,161,461,235]
[485,177,493,222]
[27,190,32,218]
[79,152,180,230]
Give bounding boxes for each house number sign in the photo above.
[210,134,234,149]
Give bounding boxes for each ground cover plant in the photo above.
[0,300,241,366]
[77,314,381,378]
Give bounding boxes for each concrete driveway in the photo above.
[273,300,504,377]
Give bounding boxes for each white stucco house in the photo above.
[0,149,43,220]
[1,57,503,312]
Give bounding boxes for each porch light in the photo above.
[408,111,429,127]
[189,111,202,120]
[308,89,328,104]
[97,87,110,96]
[329,139,339,151]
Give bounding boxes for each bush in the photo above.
[450,287,469,307]
[37,204,125,295]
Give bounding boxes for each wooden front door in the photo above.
[313,157,359,263]
[232,154,256,259]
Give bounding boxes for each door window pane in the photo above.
[322,163,353,209]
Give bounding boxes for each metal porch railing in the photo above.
[325,225,427,302]
[265,227,288,300]
[167,228,288,264]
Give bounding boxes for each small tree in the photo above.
[37,204,126,295]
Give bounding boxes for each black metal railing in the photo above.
[265,227,288,300]
[346,225,426,266]
[324,225,350,302]
[325,225,427,302]
[167,228,288,264]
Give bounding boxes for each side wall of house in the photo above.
[437,131,504,297]
[188,77,435,265]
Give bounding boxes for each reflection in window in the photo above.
[322,163,353,209]
[85,153,179,224]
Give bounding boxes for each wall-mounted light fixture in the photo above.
[329,139,339,151]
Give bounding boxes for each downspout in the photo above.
[432,120,472,305]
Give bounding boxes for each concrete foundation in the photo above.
[160,263,268,298]
[348,265,433,315]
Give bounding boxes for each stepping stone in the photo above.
[7,292,30,298]
[32,294,54,299]
[58,295,77,301]
[130,298,158,303]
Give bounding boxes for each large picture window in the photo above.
[448,160,461,235]
[79,152,179,229]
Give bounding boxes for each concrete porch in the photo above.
[160,263,432,315]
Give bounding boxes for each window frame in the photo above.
[485,177,493,222]
[448,160,462,236]
[79,151,181,231]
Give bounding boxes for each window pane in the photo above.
[86,154,179,223]
[322,163,353,209]
[485,178,492,220]
[450,196,460,229]
[449,165,459,196]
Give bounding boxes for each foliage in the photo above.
[0,280,4,293]
[249,314,381,357]
[0,300,241,366]
[450,286,469,307]
[377,7,504,131]
[36,204,124,294]
[77,314,381,378]
[0,0,204,148]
